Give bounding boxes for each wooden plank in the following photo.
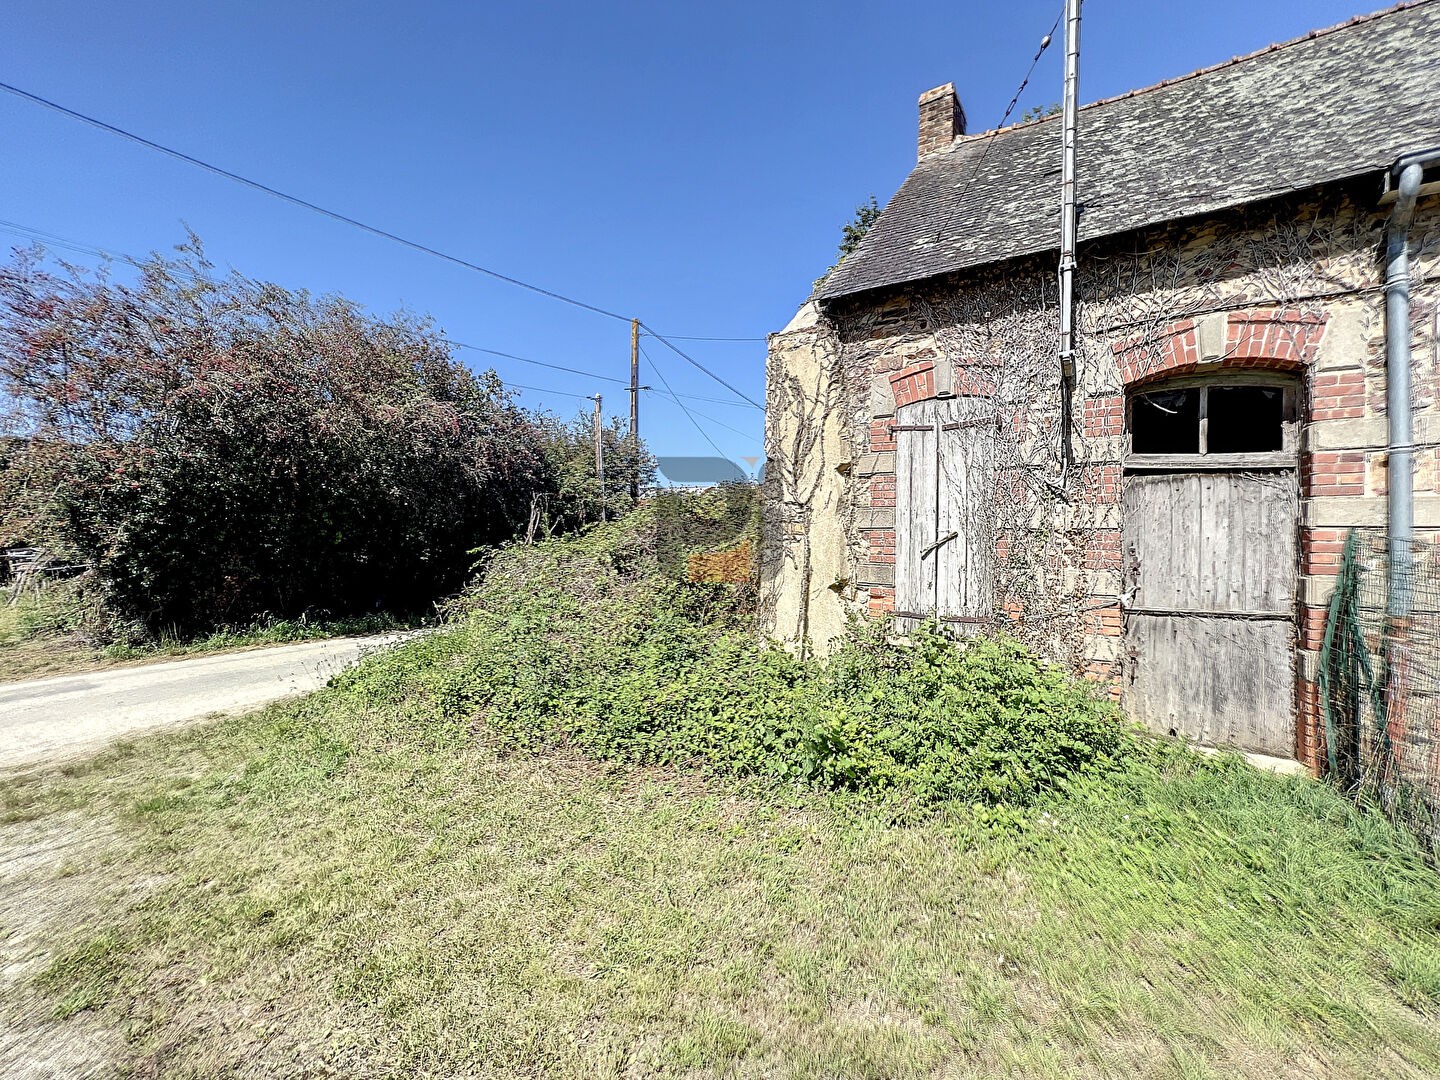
[1125,613,1295,755]
[1126,452,1298,471]
[1125,473,1202,611]
[894,400,938,633]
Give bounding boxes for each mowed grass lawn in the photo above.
[4,635,1439,1080]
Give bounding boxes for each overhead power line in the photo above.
[0,80,635,324]
[639,342,730,460]
[447,339,754,409]
[931,3,1064,244]
[507,382,593,399]
[674,401,761,443]
[649,334,767,343]
[445,339,629,386]
[0,217,757,415]
[1,82,772,410]
[639,324,764,410]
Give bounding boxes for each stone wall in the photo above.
[761,183,1440,765]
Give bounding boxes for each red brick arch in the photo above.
[1113,309,1328,389]
[888,360,995,407]
[888,361,938,408]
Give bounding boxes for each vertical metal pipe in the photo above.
[1385,160,1423,619]
[1057,0,1082,469]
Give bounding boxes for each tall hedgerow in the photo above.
[0,238,552,636]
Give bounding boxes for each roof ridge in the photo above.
[953,0,1433,145]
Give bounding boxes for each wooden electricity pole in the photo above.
[590,393,606,521]
[629,319,640,501]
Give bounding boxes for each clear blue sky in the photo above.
[1,0,1378,467]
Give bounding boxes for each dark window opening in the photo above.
[1207,386,1284,453]
[1128,379,1292,459]
[1130,388,1200,454]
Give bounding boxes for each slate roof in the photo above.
[818,0,1440,302]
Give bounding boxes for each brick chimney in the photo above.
[918,83,965,159]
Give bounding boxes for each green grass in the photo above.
[100,611,417,658]
[0,589,419,682]
[5,625,1438,1079]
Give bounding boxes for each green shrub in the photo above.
[797,628,1129,805]
[341,503,1131,810]
[0,577,103,642]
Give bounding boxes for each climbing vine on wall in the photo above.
[764,185,1439,667]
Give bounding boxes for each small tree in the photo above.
[1019,102,1062,123]
[815,196,882,289]
[530,411,656,536]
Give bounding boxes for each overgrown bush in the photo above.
[0,239,560,636]
[340,500,1130,809]
[653,481,758,580]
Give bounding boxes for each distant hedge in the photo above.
[0,239,574,638]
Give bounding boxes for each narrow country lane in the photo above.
[0,634,409,771]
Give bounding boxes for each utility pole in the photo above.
[590,393,606,521]
[628,319,640,502]
[1057,0,1082,472]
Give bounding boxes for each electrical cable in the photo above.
[506,382,593,399]
[638,342,731,460]
[638,323,764,410]
[0,80,635,324]
[646,333,767,342]
[444,340,629,385]
[0,217,735,410]
[0,86,776,403]
[0,220,763,417]
[930,3,1064,244]
[661,397,760,442]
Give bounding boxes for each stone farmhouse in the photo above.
[760,1,1440,769]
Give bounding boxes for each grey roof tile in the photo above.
[819,1,1440,301]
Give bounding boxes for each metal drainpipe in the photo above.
[1384,153,1435,619]
[1057,0,1081,478]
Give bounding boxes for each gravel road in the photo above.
[0,634,407,771]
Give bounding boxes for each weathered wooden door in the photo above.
[1122,470,1297,755]
[894,398,995,632]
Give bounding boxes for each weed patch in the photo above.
[341,509,1129,812]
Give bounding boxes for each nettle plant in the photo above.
[392,509,1132,812]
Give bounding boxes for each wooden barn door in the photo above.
[1122,470,1297,755]
[894,398,995,633]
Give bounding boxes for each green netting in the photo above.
[1318,529,1440,861]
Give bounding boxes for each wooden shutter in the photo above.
[937,408,995,623]
[893,398,995,633]
[895,401,940,632]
